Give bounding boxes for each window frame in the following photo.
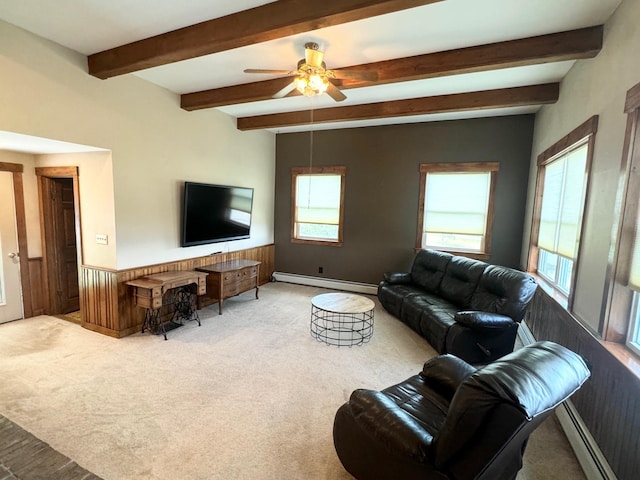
[290,165,346,247]
[527,116,597,311]
[603,81,640,346]
[416,162,499,260]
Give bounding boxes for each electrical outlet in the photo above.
[318,267,323,274]
[96,234,108,245]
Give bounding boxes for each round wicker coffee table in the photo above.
[310,292,375,346]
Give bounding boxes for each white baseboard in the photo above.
[518,321,617,480]
[271,272,378,295]
[556,401,618,480]
[517,320,537,346]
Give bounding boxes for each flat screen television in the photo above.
[181,181,254,247]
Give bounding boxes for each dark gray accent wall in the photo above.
[275,115,534,285]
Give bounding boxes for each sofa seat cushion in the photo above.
[396,294,457,353]
[420,305,457,353]
[438,256,486,306]
[378,283,427,318]
[400,292,454,333]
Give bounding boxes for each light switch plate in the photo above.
[96,234,108,245]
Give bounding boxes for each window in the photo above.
[605,81,640,348]
[528,116,597,305]
[625,173,640,354]
[417,162,499,257]
[536,143,588,295]
[291,166,345,246]
[627,292,640,356]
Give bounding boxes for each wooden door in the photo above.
[49,178,79,313]
[53,178,80,313]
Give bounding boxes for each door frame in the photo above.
[0,162,33,318]
[36,166,83,315]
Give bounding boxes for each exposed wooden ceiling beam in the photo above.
[182,26,601,111]
[88,0,443,79]
[236,83,560,130]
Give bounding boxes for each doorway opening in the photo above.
[37,167,82,318]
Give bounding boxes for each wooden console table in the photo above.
[196,259,261,314]
[127,270,208,339]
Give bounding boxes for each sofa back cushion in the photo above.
[470,265,538,322]
[438,256,486,307]
[411,249,453,293]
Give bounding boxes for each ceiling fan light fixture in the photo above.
[295,73,329,97]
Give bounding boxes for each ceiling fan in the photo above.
[244,42,378,102]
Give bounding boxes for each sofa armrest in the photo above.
[383,272,412,284]
[454,311,515,331]
[420,354,476,400]
[348,389,434,462]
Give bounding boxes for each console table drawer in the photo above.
[223,283,240,297]
[222,266,257,282]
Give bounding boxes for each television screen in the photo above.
[181,181,254,247]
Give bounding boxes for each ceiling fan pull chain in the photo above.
[309,100,314,172]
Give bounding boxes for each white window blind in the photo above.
[628,209,640,290]
[295,174,341,225]
[537,143,588,259]
[422,172,491,251]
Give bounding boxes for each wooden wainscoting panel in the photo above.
[526,288,640,480]
[79,244,275,338]
[27,258,45,316]
[79,266,120,337]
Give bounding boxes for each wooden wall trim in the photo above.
[624,80,640,113]
[35,166,79,178]
[11,172,33,318]
[537,115,599,166]
[0,162,23,173]
[80,244,275,338]
[526,288,640,480]
[27,257,45,316]
[1,162,33,318]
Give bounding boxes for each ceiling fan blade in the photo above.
[273,80,298,99]
[326,82,347,102]
[330,69,379,81]
[244,68,296,75]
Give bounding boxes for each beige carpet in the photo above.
[0,282,584,479]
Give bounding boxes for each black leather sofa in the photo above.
[378,249,537,363]
[333,341,591,480]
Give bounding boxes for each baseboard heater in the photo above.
[271,272,378,295]
[518,322,618,480]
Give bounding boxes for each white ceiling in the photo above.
[0,0,622,144]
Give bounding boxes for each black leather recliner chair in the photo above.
[333,341,590,480]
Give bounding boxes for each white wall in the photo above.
[0,19,275,270]
[523,0,639,332]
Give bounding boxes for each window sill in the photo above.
[601,341,640,379]
[291,238,343,247]
[530,273,568,309]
